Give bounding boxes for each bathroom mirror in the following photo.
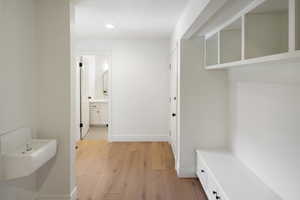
[82,54,110,100]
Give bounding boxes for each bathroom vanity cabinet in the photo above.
[89,100,108,126]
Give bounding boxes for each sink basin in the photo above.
[2,139,57,180]
[0,127,58,180]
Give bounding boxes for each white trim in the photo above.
[289,0,296,52]
[205,0,266,39]
[36,187,77,200]
[186,0,227,39]
[170,140,177,165]
[36,196,71,200]
[71,187,77,200]
[217,31,221,65]
[108,52,113,144]
[205,51,300,70]
[77,50,113,141]
[108,134,169,142]
[241,15,245,60]
[176,167,196,178]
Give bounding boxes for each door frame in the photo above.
[79,56,91,140]
[170,43,179,164]
[79,56,83,139]
[77,51,112,141]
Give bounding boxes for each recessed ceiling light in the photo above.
[105,24,115,29]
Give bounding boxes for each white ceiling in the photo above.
[75,0,189,40]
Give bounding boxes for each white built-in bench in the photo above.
[196,150,281,200]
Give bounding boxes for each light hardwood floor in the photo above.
[76,140,207,200]
[85,126,108,140]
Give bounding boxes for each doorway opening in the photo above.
[78,53,111,141]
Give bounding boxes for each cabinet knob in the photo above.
[216,196,221,199]
[201,169,205,173]
[212,191,217,195]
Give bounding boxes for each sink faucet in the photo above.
[26,143,32,151]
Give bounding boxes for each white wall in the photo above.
[0,0,38,199]
[77,39,170,141]
[178,38,229,176]
[35,0,76,199]
[229,63,300,200]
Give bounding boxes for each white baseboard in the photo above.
[71,187,77,200]
[108,134,169,142]
[176,167,196,178]
[36,187,77,200]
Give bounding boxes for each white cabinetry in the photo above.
[196,150,281,200]
[89,101,108,126]
[205,0,300,69]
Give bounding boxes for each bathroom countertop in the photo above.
[89,99,109,103]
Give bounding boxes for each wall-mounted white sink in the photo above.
[2,139,56,180]
[0,128,57,180]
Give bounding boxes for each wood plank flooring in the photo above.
[76,140,207,200]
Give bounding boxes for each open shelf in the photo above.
[204,0,300,70]
[296,0,300,50]
[245,0,289,59]
[205,33,219,66]
[220,19,242,64]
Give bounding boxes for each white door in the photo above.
[170,47,178,159]
[80,56,90,139]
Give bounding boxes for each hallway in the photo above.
[76,141,206,200]
[84,126,108,140]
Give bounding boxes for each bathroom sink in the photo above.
[2,139,57,180]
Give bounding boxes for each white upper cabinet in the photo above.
[204,0,300,69]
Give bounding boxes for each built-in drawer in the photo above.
[89,102,100,110]
[207,174,225,200]
[196,151,209,196]
[196,151,227,200]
